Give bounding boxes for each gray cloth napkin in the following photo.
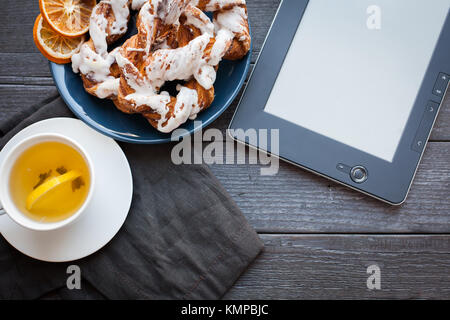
[0,97,263,300]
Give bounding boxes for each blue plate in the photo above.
[50,17,251,144]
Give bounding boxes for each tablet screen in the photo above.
[264,0,449,162]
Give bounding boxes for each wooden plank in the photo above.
[246,0,281,61]
[0,0,279,59]
[1,61,449,140]
[0,85,58,135]
[432,95,450,141]
[0,0,448,301]
[224,234,450,299]
[1,0,449,138]
[206,141,450,233]
[0,53,55,80]
[0,76,54,86]
[0,0,40,53]
[0,0,277,78]
[0,0,278,77]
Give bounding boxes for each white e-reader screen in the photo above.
[264,0,450,162]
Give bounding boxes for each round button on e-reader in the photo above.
[350,166,368,183]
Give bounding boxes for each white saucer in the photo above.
[0,118,133,262]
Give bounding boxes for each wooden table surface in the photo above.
[1,0,449,299]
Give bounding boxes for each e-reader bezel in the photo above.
[229,0,450,204]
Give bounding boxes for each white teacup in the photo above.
[0,133,95,231]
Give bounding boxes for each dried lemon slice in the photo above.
[33,14,85,64]
[39,0,96,38]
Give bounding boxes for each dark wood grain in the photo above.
[0,0,449,233]
[2,0,449,140]
[0,85,58,134]
[225,235,450,299]
[0,0,278,61]
[206,141,450,233]
[0,0,449,300]
[0,53,55,81]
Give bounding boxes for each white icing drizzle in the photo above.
[214,5,247,35]
[116,3,216,132]
[208,4,249,65]
[95,77,121,98]
[195,0,246,11]
[71,0,130,98]
[104,0,130,35]
[116,0,250,132]
[131,0,149,10]
[126,47,146,52]
[208,28,233,65]
[138,1,161,57]
[168,86,199,130]
[184,4,215,35]
[144,32,214,89]
[137,0,190,56]
[89,12,109,54]
[72,0,250,132]
[115,53,153,96]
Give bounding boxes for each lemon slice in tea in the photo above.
[26,170,82,211]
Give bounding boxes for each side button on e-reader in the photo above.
[433,73,449,99]
[350,166,368,184]
[411,101,439,153]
